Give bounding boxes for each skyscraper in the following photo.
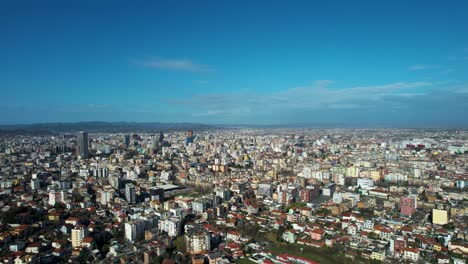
[125,183,136,204]
[159,131,164,143]
[77,131,89,159]
[186,130,194,145]
[124,134,131,149]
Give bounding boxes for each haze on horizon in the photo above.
[1,1,468,128]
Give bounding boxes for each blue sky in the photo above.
[1,0,468,127]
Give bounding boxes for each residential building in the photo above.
[77,131,89,159]
[71,226,88,248]
[400,196,417,216]
[433,209,448,225]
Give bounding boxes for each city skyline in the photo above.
[2,1,468,127]
[1,2,467,262]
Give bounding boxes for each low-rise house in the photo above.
[403,247,419,262]
[436,254,450,264]
[226,230,241,242]
[282,229,297,243]
[25,243,40,254]
[348,224,357,235]
[205,251,222,264]
[52,248,66,257]
[371,250,386,261]
[310,229,325,241]
[247,204,259,214]
[10,241,26,252]
[82,237,94,248]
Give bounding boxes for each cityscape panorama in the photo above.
[0,1,467,264]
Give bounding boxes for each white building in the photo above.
[48,190,62,206]
[403,248,419,262]
[125,221,145,242]
[161,171,174,182]
[125,183,136,204]
[159,218,181,237]
[363,220,374,230]
[31,178,40,190]
[357,178,374,190]
[186,231,210,254]
[384,173,407,182]
[323,183,336,196]
[100,190,114,206]
[332,193,343,204]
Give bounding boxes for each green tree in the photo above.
[174,236,187,254]
[277,226,285,241]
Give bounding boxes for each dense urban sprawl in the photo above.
[0,129,466,264]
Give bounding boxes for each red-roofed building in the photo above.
[225,243,240,251]
[226,230,241,242]
[403,247,419,262]
[391,237,406,257]
[82,237,94,248]
[52,248,66,257]
[310,229,325,241]
[277,253,319,264]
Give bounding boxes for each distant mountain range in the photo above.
[0,121,218,134]
[0,121,464,136]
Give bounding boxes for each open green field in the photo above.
[269,243,349,264]
[285,202,307,211]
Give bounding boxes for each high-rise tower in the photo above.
[159,131,164,143]
[124,134,131,149]
[125,183,136,203]
[77,131,89,159]
[186,130,194,145]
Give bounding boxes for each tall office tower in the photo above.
[151,138,159,149]
[186,130,194,145]
[125,183,136,203]
[77,131,89,159]
[124,134,131,149]
[159,131,164,143]
[400,196,417,216]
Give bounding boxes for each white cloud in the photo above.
[171,81,433,119]
[192,110,225,117]
[138,58,213,72]
[409,64,440,71]
[328,103,362,109]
